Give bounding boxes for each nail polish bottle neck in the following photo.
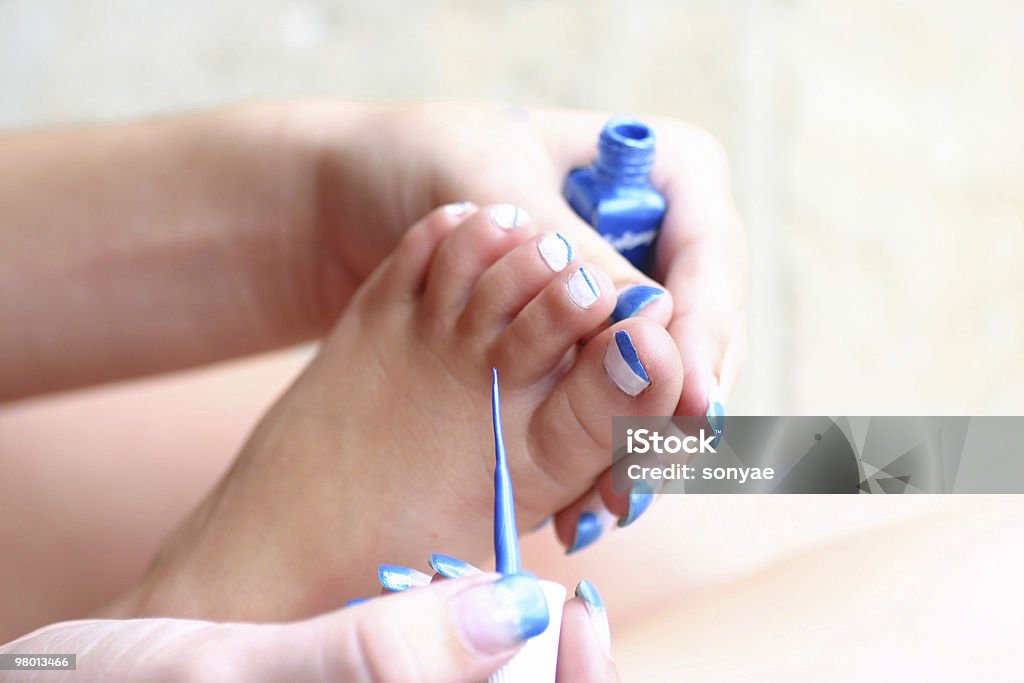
[594,119,656,185]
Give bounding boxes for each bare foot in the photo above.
[114,203,683,621]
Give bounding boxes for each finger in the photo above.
[652,128,746,420]
[286,573,549,683]
[554,458,662,554]
[557,581,620,682]
[663,210,746,420]
[273,576,559,683]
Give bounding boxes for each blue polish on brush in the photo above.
[492,367,521,576]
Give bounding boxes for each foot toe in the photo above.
[490,263,617,386]
[420,203,535,321]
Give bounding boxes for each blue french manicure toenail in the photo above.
[610,285,666,323]
[603,330,651,397]
[346,597,372,607]
[706,382,726,447]
[378,564,431,592]
[429,553,481,578]
[568,512,603,554]
[618,481,654,528]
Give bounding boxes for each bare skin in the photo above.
[98,203,683,621]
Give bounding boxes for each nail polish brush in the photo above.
[488,368,566,683]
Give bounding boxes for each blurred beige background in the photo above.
[1,0,1021,413]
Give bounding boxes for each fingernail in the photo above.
[537,232,574,272]
[346,597,372,608]
[532,516,553,532]
[567,267,600,309]
[489,204,529,230]
[567,495,617,554]
[610,285,666,323]
[617,480,655,527]
[603,330,651,397]
[707,381,726,448]
[429,553,482,579]
[443,201,477,217]
[378,564,432,592]
[450,574,550,655]
[575,579,612,657]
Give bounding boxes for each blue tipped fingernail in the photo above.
[603,330,651,397]
[429,553,481,579]
[611,285,666,323]
[495,574,550,640]
[346,597,372,607]
[575,579,612,656]
[707,381,726,448]
[568,511,604,554]
[618,480,655,527]
[378,564,432,592]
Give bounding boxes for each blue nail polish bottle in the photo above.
[564,118,667,274]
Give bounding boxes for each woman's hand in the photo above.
[5,574,618,683]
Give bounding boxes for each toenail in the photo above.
[537,232,574,272]
[443,201,477,217]
[603,330,651,396]
[378,564,432,592]
[489,204,529,230]
[610,285,666,322]
[567,267,600,309]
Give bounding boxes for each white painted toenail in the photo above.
[603,330,651,396]
[443,201,477,217]
[567,267,600,309]
[537,232,574,272]
[489,204,529,230]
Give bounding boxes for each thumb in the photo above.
[275,573,551,683]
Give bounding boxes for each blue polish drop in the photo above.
[345,597,372,608]
[492,368,520,575]
[610,285,666,323]
[568,512,603,554]
[613,330,650,382]
[429,553,477,579]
